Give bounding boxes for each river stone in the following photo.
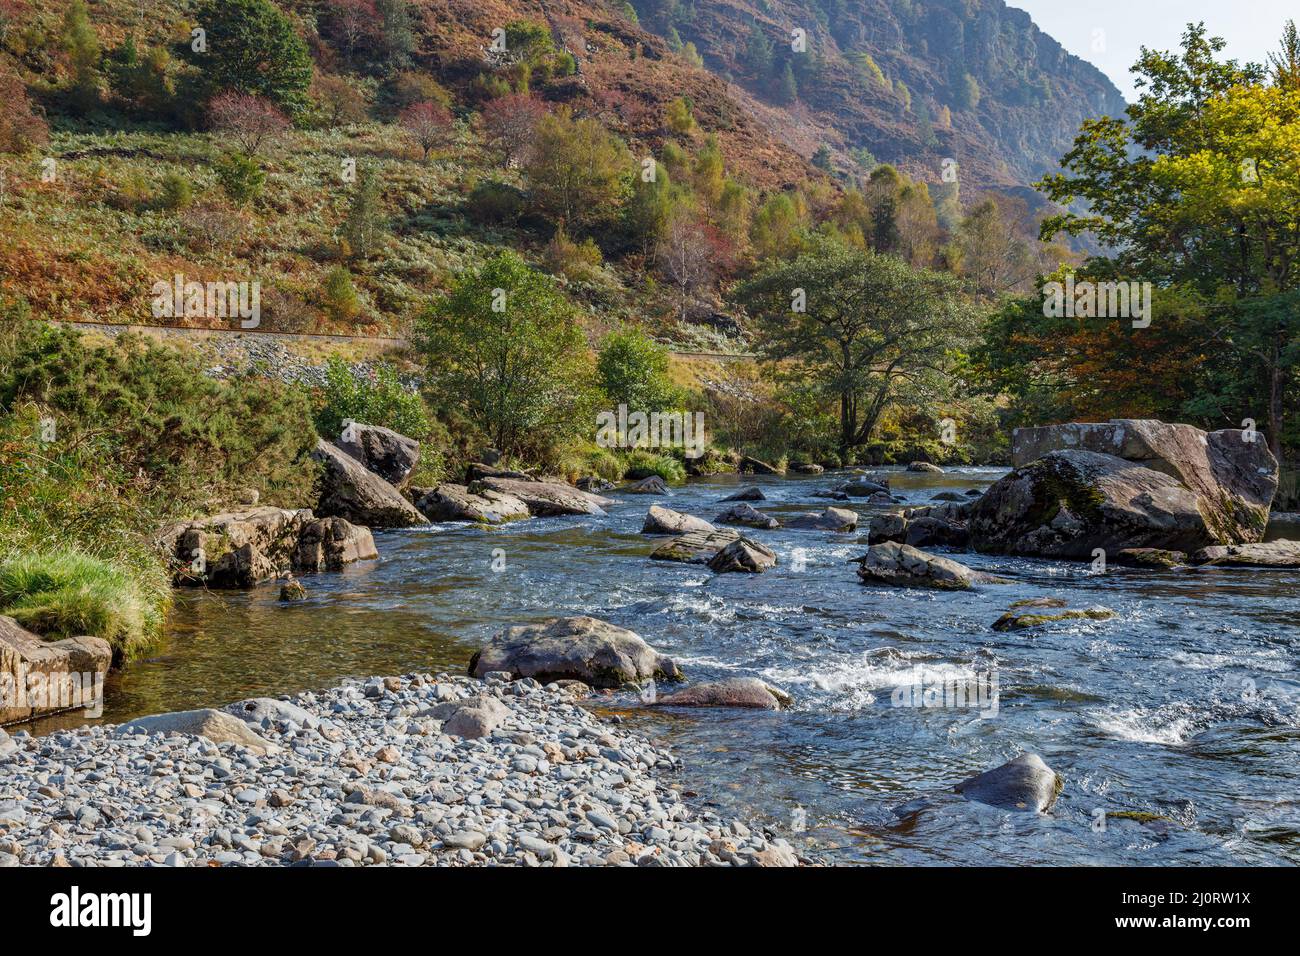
[440,696,510,739]
[787,507,858,532]
[334,422,419,488]
[867,512,909,544]
[468,616,681,688]
[650,528,741,564]
[157,507,313,587]
[413,484,529,524]
[707,537,777,574]
[475,477,612,517]
[791,463,824,474]
[312,440,427,528]
[841,479,890,497]
[628,476,670,495]
[907,462,944,473]
[931,491,968,502]
[971,450,1224,560]
[295,516,378,572]
[1191,540,1300,568]
[992,607,1115,631]
[226,697,321,730]
[905,501,974,522]
[856,542,1007,590]
[955,754,1062,813]
[1010,420,1277,544]
[904,516,969,549]
[1113,548,1187,568]
[642,505,714,535]
[714,502,780,530]
[0,618,113,724]
[655,677,791,710]
[720,486,766,502]
[116,709,277,755]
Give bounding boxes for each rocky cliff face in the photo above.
[628,0,1128,191]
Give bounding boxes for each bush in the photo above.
[322,267,360,322]
[0,551,162,662]
[597,327,682,412]
[213,152,265,205]
[157,172,193,211]
[310,357,431,440]
[623,449,687,484]
[466,179,525,225]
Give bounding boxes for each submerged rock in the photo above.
[655,677,792,710]
[413,484,529,524]
[1191,540,1300,568]
[476,477,612,517]
[278,578,307,602]
[787,507,858,532]
[841,479,890,497]
[650,529,741,564]
[714,502,780,530]
[907,461,944,473]
[707,537,777,574]
[469,616,681,688]
[312,440,428,528]
[855,541,1008,590]
[115,708,278,755]
[955,753,1062,813]
[333,422,419,488]
[642,505,714,535]
[992,607,1115,631]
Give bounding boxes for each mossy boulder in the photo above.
[993,607,1115,631]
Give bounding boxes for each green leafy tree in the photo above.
[738,239,970,455]
[312,357,430,439]
[213,151,265,204]
[342,164,386,258]
[523,106,631,233]
[597,328,682,412]
[61,0,100,108]
[415,252,595,458]
[187,0,313,116]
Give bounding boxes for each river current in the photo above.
[34,468,1300,865]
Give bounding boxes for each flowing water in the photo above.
[28,468,1300,865]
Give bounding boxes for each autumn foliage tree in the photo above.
[209,92,289,155]
[479,93,545,167]
[399,101,453,159]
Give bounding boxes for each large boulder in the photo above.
[955,753,1062,813]
[1191,540,1300,568]
[412,484,530,524]
[115,708,277,755]
[740,456,784,475]
[334,422,420,488]
[475,477,612,517]
[970,450,1240,560]
[0,617,112,724]
[708,537,778,574]
[904,516,969,549]
[714,502,780,530]
[642,505,714,535]
[786,507,858,532]
[158,507,376,587]
[655,677,792,710]
[312,440,427,528]
[468,616,681,688]
[855,542,1008,590]
[296,517,378,572]
[1011,420,1277,543]
[650,529,741,564]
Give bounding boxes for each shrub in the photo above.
[597,327,682,412]
[623,449,686,483]
[322,267,361,322]
[213,152,265,205]
[208,91,290,155]
[157,172,193,211]
[466,179,525,225]
[310,357,431,440]
[0,551,162,661]
[544,223,603,282]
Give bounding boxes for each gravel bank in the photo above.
[0,673,799,868]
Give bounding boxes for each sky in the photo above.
[1008,0,1294,101]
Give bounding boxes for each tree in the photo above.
[665,97,695,135]
[342,164,385,258]
[597,328,681,412]
[1039,23,1299,458]
[60,0,100,108]
[954,195,1042,297]
[737,240,970,455]
[414,252,594,458]
[375,0,416,72]
[744,23,773,76]
[657,211,728,321]
[399,101,453,159]
[209,92,289,154]
[1270,20,1300,89]
[812,144,833,173]
[320,0,375,68]
[774,61,798,104]
[310,73,369,127]
[522,106,630,233]
[187,0,313,116]
[479,93,545,167]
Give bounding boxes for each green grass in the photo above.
[0,549,166,662]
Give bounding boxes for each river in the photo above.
[31,467,1300,865]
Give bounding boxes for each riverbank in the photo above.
[0,672,800,867]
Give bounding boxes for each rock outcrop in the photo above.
[312,440,427,528]
[468,616,681,688]
[1,617,112,724]
[334,422,420,488]
[708,537,778,574]
[1191,540,1300,568]
[475,477,612,517]
[412,484,530,524]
